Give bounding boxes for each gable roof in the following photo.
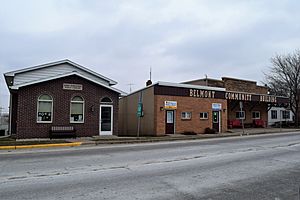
[9,71,126,95]
[4,59,117,85]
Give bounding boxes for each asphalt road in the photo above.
[1,132,300,200]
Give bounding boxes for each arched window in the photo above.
[101,97,113,103]
[37,94,53,123]
[70,96,84,123]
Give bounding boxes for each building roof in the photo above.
[3,59,127,96]
[181,77,223,84]
[124,81,226,97]
[157,81,226,91]
[9,71,126,95]
[4,59,117,85]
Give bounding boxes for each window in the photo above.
[252,111,260,119]
[282,110,290,119]
[101,97,113,103]
[70,96,84,123]
[200,112,208,119]
[37,94,53,123]
[181,112,192,120]
[236,111,245,119]
[271,110,277,119]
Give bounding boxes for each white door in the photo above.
[100,105,113,135]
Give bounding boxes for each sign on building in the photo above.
[63,83,83,91]
[164,101,177,109]
[212,103,222,111]
[137,102,143,117]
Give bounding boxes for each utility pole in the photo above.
[239,102,245,136]
[0,107,3,124]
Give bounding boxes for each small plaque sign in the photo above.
[212,103,222,111]
[63,83,83,91]
[164,101,177,109]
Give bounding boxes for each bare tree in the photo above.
[265,50,300,126]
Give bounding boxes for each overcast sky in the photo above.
[1,0,300,112]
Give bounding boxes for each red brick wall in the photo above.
[222,77,268,94]
[227,101,268,125]
[10,93,18,136]
[15,75,119,139]
[155,95,227,135]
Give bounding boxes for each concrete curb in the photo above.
[91,130,300,145]
[0,142,82,150]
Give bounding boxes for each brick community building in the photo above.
[4,60,124,139]
[3,59,290,139]
[119,78,289,136]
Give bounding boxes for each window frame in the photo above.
[181,112,192,120]
[200,112,208,120]
[282,110,290,119]
[70,96,85,123]
[236,111,245,119]
[252,111,260,119]
[271,110,277,119]
[101,97,113,103]
[37,94,53,123]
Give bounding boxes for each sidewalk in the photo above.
[68,127,300,145]
[1,128,300,150]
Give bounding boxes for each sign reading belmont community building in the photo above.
[189,88,277,103]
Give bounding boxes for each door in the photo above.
[100,105,113,135]
[165,110,175,134]
[212,111,220,133]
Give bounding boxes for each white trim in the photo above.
[37,94,53,123]
[100,105,113,135]
[5,59,117,85]
[212,111,221,133]
[200,112,208,120]
[271,110,278,119]
[70,96,85,124]
[10,71,126,95]
[181,112,192,120]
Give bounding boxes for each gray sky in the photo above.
[1,0,300,112]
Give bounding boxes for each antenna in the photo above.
[127,83,135,93]
[150,67,152,81]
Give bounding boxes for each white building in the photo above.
[268,107,294,126]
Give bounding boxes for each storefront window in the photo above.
[37,94,53,123]
[70,96,84,123]
[181,112,192,120]
[252,111,260,119]
[236,111,245,119]
[282,110,290,119]
[200,112,208,119]
[271,110,277,119]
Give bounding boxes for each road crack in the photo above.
[143,155,205,165]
